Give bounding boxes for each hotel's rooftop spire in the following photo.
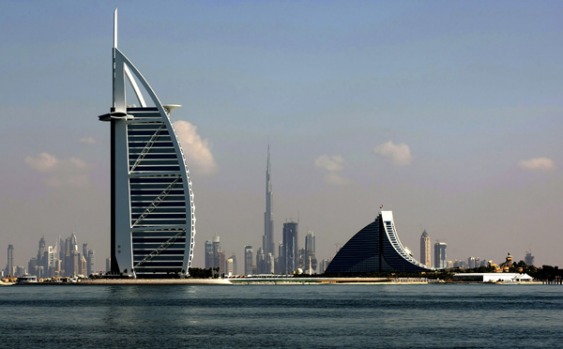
[113,8,118,49]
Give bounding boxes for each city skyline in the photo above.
[3,233,95,278]
[1,2,563,270]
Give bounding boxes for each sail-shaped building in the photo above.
[98,10,195,278]
[325,211,433,274]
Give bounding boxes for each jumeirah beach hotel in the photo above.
[325,211,434,274]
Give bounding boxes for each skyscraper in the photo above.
[63,233,80,277]
[255,248,265,274]
[105,258,111,273]
[304,231,317,274]
[98,10,196,278]
[282,222,298,274]
[525,250,535,266]
[265,252,274,274]
[244,246,254,276]
[5,244,14,276]
[212,237,223,273]
[37,236,47,276]
[37,237,46,263]
[82,243,88,263]
[47,245,58,277]
[263,147,274,256]
[434,242,447,269]
[204,236,225,274]
[467,256,478,269]
[204,240,213,269]
[420,230,431,267]
[87,250,95,276]
[226,255,237,276]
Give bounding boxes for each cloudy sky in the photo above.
[1,1,562,271]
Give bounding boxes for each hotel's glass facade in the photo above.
[325,211,433,274]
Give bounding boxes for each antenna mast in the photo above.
[113,8,118,48]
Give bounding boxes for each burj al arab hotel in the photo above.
[98,10,195,278]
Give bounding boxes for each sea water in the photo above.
[0,284,561,348]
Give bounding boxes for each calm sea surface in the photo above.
[0,284,562,348]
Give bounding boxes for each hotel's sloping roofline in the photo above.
[325,211,433,274]
[99,9,195,278]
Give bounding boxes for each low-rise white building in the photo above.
[453,273,534,283]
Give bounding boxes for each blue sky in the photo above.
[1,1,563,271]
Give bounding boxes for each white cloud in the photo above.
[374,141,412,166]
[25,152,59,172]
[79,136,97,145]
[314,155,349,185]
[315,155,344,172]
[25,153,91,188]
[518,157,555,172]
[69,157,88,170]
[173,120,218,175]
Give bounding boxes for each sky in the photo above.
[1,1,563,271]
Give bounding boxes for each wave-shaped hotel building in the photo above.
[98,10,195,278]
[325,211,433,274]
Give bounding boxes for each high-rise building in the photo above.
[47,245,59,277]
[204,237,225,274]
[37,236,46,263]
[257,146,275,276]
[61,233,80,277]
[59,237,65,270]
[255,248,275,274]
[467,256,478,269]
[5,244,14,276]
[15,265,25,277]
[98,10,196,278]
[434,242,447,269]
[204,240,213,269]
[304,232,317,274]
[80,254,87,276]
[212,237,221,271]
[244,246,254,275]
[420,230,431,267]
[263,147,274,256]
[226,255,237,276]
[282,222,298,274]
[82,244,88,263]
[87,250,95,276]
[525,250,535,266]
[255,248,265,274]
[28,258,37,277]
[319,259,331,274]
[71,233,79,254]
[265,253,274,274]
[35,236,48,276]
[275,242,284,274]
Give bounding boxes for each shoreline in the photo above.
[7,277,421,286]
[3,276,548,286]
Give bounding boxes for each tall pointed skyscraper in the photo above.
[263,146,274,256]
[98,10,196,278]
[420,230,431,267]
